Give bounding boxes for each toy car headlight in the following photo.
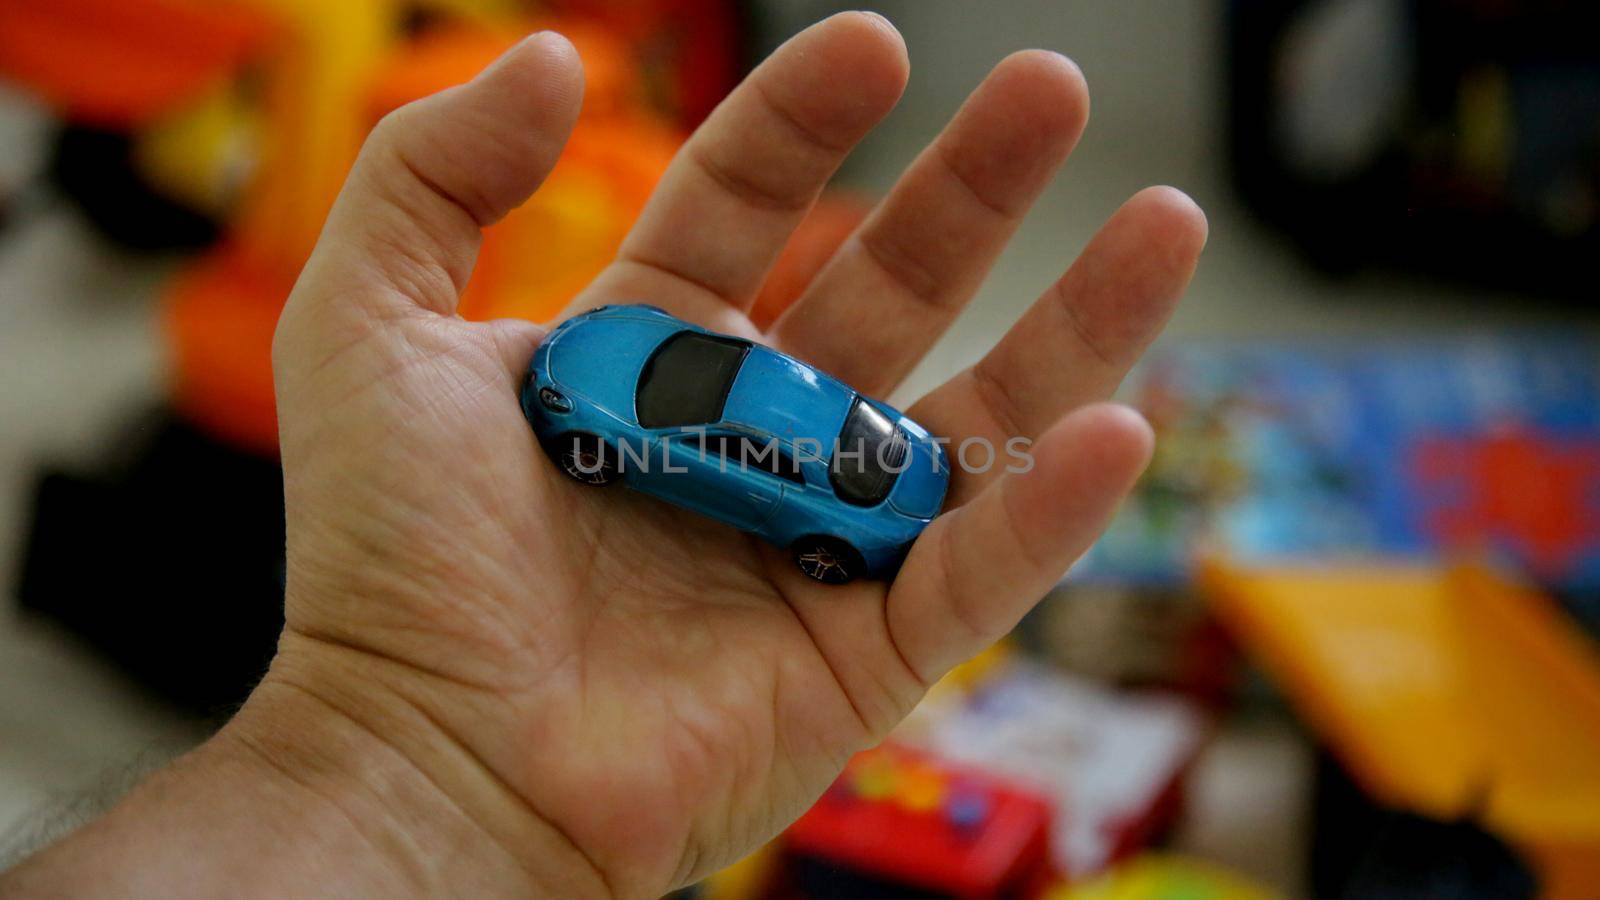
[538,387,573,413]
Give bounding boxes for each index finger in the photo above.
[576,12,908,327]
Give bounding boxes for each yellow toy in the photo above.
[1048,853,1278,900]
[1201,559,1600,898]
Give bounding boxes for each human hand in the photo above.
[252,13,1205,898]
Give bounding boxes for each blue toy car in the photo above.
[521,305,950,583]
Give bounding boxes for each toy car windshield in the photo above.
[636,331,753,428]
[830,397,908,506]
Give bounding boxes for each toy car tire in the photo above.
[792,536,864,585]
[554,432,620,486]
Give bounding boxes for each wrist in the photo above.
[2,687,507,898]
[229,640,613,897]
[220,682,510,896]
[2,643,611,898]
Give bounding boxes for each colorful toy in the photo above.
[912,663,1208,879]
[773,744,1058,899]
[1078,337,1600,596]
[521,305,951,583]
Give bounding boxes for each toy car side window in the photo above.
[674,432,802,484]
[735,438,804,485]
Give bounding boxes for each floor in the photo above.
[0,0,1591,892]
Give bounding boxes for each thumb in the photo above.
[281,31,583,347]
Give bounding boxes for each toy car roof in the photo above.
[720,344,856,455]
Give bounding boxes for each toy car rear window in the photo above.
[636,331,752,428]
[830,398,908,506]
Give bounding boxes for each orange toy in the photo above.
[164,14,684,454]
[165,14,853,455]
[367,23,682,324]
[0,0,276,129]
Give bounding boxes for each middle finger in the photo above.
[768,50,1089,395]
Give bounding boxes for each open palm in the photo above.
[266,14,1205,898]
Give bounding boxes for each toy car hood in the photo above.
[886,410,949,519]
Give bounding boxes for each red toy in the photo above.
[771,744,1059,899]
[1412,428,1600,581]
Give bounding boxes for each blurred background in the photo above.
[1,0,1597,897]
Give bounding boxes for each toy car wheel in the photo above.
[792,537,864,585]
[556,433,619,486]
